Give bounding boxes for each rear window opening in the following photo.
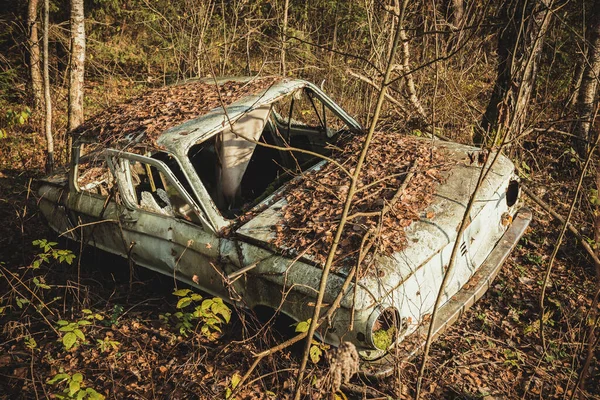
[188,88,356,219]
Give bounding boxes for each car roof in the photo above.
[72,76,307,155]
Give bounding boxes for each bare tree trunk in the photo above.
[68,0,85,158]
[573,0,600,156]
[450,0,464,28]
[281,0,289,76]
[43,0,53,172]
[27,0,43,111]
[478,0,553,144]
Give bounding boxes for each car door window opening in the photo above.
[74,147,115,197]
[188,88,354,218]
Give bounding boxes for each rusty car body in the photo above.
[38,76,531,375]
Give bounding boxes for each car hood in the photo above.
[235,139,516,276]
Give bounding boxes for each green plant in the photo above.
[32,239,76,269]
[96,337,120,352]
[56,310,103,350]
[163,289,231,338]
[294,319,330,363]
[225,372,242,399]
[47,371,105,399]
[102,304,124,327]
[0,106,31,139]
[524,253,542,266]
[524,311,555,335]
[503,349,524,369]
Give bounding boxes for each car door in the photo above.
[66,147,128,257]
[106,150,231,299]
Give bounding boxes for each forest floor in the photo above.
[0,132,599,399]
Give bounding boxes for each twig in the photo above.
[416,2,554,396]
[522,185,600,276]
[346,68,409,115]
[1,266,58,335]
[539,135,599,350]
[569,284,600,399]
[291,3,408,398]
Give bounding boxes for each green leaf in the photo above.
[211,300,231,323]
[173,289,192,297]
[82,309,92,314]
[25,337,37,350]
[309,344,322,363]
[78,320,92,326]
[74,329,85,341]
[201,298,214,311]
[190,293,203,301]
[56,320,70,326]
[59,325,74,332]
[231,372,241,389]
[69,380,81,396]
[176,297,192,309]
[295,319,311,333]
[86,388,106,400]
[16,297,29,309]
[63,332,77,350]
[71,373,83,383]
[47,373,70,384]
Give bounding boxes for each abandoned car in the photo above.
[38,76,531,375]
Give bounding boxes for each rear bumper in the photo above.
[359,207,533,378]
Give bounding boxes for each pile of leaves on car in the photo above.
[271,133,451,273]
[71,77,278,150]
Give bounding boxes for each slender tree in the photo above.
[68,0,86,154]
[573,0,600,156]
[43,0,53,172]
[27,0,43,111]
[478,0,553,143]
[281,0,289,76]
[450,0,464,28]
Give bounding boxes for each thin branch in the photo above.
[539,133,600,349]
[291,2,408,397]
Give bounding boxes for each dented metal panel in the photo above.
[37,76,530,362]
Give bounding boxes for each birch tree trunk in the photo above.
[573,0,600,156]
[478,0,553,144]
[280,0,289,76]
[68,0,85,134]
[27,0,43,111]
[43,0,53,172]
